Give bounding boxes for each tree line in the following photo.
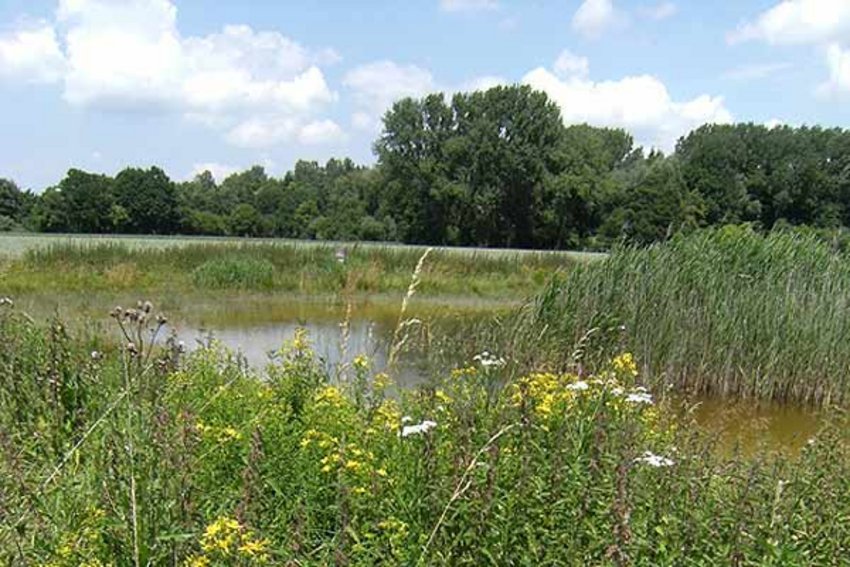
[3,85,850,249]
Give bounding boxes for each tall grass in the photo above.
[4,240,580,298]
[523,226,850,406]
[0,302,848,564]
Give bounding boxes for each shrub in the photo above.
[192,256,275,290]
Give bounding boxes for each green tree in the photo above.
[114,167,179,234]
[57,169,115,233]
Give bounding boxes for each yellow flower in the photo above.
[373,372,393,390]
[375,468,388,477]
[353,354,370,371]
[435,389,452,404]
[315,385,346,408]
[373,399,402,431]
[238,537,269,557]
[292,328,310,351]
[612,352,638,378]
[186,555,210,567]
[345,459,362,471]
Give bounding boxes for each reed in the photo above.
[3,240,583,298]
[523,225,850,406]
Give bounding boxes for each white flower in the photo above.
[401,420,437,438]
[625,391,653,404]
[401,415,413,424]
[473,352,506,369]
[611,386,624,396]
[634,451,674,467]
[565,380,589,391]
[90,350,101,360]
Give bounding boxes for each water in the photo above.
[11,292,821,453]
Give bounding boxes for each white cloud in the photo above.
[641,2,677,21]
[729,0,850,45]
[4,0,340,148]
[297,119,346,145]
[459,75,508,92]
[439,0,498,13]
[722,61,792,80]
[0,21,65,82]
[571,0,624,38]
[554,50,589,78]
[522,56,732,151]
[343,61,436,131]
[819,43,850,95]
[190,162,241,182]
[343,59,512,132]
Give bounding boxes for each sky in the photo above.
[1,0,850,189]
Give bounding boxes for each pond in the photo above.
[11,292,821,454]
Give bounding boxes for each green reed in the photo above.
[522,225,850,406]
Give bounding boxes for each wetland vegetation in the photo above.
[1,227,849,565]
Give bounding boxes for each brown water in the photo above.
[684,396,820,455]
[11,292,821,453]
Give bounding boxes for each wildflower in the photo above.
[401,415,413,424]
[401,420,437,437]
[201,516,241,554]
[634,451,674,467]
[353,354,370,371]
[373,372,392,390]
[291,328,310,351]
[375,467,388,477]
[626,387,653,404]
[612,352,639,377]
[373,400,402,431]
[565,380,589,391]
[315,385,346,408]
[345,459,362,471]
[0,297,13,307]
[435,389,452,404]
[186,555,210,567]
[473,351,507,369]
[238,537,269,557]
[90,350,101,360]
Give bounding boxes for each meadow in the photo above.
[1,228,850,564]
[0,233,597,300]
[0,302,848,565]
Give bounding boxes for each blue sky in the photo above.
[1,0,849,189]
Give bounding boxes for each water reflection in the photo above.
[11,292,824,454]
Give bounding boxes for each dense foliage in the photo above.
[1,303,848,565]
[5,85,850,248]
[512,225,850,406]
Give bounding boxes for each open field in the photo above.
[0,232,606,261]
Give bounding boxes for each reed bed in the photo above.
[1,239,581,298]
[0,301,848,565]
[523,226,850,406]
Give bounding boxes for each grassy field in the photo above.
[1,303,847,565]
[0,234,599,300]
[0,232,605,261]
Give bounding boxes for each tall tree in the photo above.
[114,167,179,234]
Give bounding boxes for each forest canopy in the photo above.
[5,85,850,249]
